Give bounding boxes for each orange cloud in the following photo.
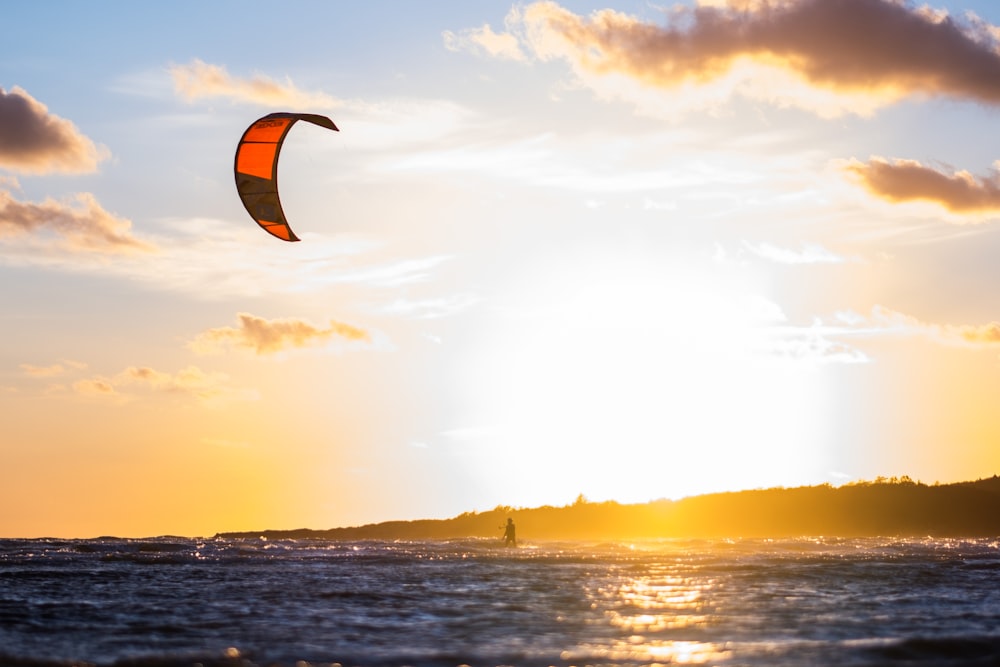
[0,190,154,253]
[170,59,339,108]
[73,365,257,405]
[189,312,373,355]
[73,378,116,397]
[957,322,1000,344]
[500,0,1000,114]
[20,361,87,378]
[868,306,1000,348]
[843,157,1000,214]
[0,86,108,174]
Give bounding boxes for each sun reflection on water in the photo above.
[566,558,733,664]
[562,639,733,665]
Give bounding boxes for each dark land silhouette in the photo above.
[217,476,1000,541]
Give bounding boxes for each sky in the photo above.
[4,0,1000,538]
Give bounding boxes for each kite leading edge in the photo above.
[234,112,339,242]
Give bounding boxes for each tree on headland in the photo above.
[218,476,1000,541]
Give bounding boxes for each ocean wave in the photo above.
[4,537,1000,666]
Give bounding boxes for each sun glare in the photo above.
[457,244,834,505]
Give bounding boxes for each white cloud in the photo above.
[170,59,340,109]
[443,23,528,62]
[380,293,481,319]
[743,241,847,265]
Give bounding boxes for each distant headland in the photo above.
[217,476,1000,541]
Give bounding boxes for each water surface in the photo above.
[2,536,999,666]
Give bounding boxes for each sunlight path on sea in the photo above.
[559,546,731,664]
[552,537,1000,665]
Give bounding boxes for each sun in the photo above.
[452,243,835,506]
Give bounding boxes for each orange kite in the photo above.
[234,112,339,242]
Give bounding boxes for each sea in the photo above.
[2,536,1000,667]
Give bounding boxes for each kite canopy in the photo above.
[234,112,339,242]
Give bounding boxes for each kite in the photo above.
[234,112,339,242]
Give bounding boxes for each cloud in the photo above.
[20,361,87,378]
[379,293,481,319]
[22,359,254,406]
[331,255,455,288]
[170,59,340,108]
[189,312,373,355]
[22,363,68,378]
[74,377,116,397]
[957,322,1000,345]
[0,86,109,174]
[479,0,1000,117]
[743,303,1000,367]
[73,365,257,406]
[0,209,448,300]
[763,329,871,366]
[743,241,847,264]
[0,190,155,253]
[443,22,528,62]
[847,305,1000,348]
[843,157,1000,215]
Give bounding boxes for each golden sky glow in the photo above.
[4,0,1000,537]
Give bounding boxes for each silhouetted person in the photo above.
[503,517,517,547]
[502,518,517,547]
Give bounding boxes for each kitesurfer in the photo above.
[503,517,517,547]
